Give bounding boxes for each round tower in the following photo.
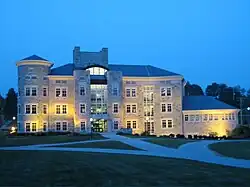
[16,55,53,133]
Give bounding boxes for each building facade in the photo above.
[16,47,239,136]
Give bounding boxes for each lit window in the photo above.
[43,105,47,114]
[113,103,119,113]
[86,67,107,75]
[56,105,61,114]
[132,121,137,129]
[126,88,130,97]
[214,115,218,120]
[81,121,86,131]
[55,88,61,97]
[62,88,67,97]
[31,87,37,96]
[25,122,30,132]
[80,103,86,114]
[167,104,172,112]
[195,115,200,121]
[31,122,36,132]
[62,122,67,131]
[127,121,131,129]
[132,105,137,113]
[232,113,235,120]
[225,114,229,120]
[161,103,166,112]
[131,88,136,97]
[79,86,85,96]
[126,105,131,113]
[62,105,67,114]
[25,87,30,96]
[31,105,37,114]
[209,114,213,121]
[203,114,208,121]
[190,115,195,121]
[167,119,173,128]
[166,88,172,96]
[56,122,61,131]
[43,122,47,132]
[161,88,166,96]
[222,114,225,120]
[161,120,167,128]
[184,115,189,121]
[43,87,47,96]
[113,120,119,130]
[229,113,232,120]
[25,105,30,114]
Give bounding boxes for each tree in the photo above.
[185,81,204,96]
[3,88,17,120]
[205,82,220,97]
[0,94,4,125]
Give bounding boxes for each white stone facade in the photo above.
[16,48,239,136]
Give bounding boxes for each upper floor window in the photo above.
[126,104,137,114]
[43,87,48,96]
[43,105,48,114]
[113,120,119,130]
[80,121,86,131]
[25,104,37,114]
[184,115,188,121]
[55,104,68,114]
[125,88,136,98]
[86,67,107,75]
[161,87,172,97]
[112,84,119,96]
[55,87,67,98]
[79,103,86,114]
[79,86,85,96]
[25,86,37,97]
[113,103,119,113]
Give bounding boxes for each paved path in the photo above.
[1,133,250,169]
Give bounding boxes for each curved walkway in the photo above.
[1,133,250,169]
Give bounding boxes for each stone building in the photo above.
[16,47,239,136]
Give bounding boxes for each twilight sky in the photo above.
[0,0,250,95]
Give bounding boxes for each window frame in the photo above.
[112,103,119,114]
[161,118,173,129]
[79,103,86,114]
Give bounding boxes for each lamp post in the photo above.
[12,116,16,121]
[90,118,93,140]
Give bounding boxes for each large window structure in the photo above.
[86,67,107,75]
[90,84,108,114]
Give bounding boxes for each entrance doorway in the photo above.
[91,119,107,132]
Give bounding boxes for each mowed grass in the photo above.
[209,141,250,160]
[0,151,250,187]
[144,138,197,149]
[57,140,140,150]
[144,138,197,148]
[0,134,105,147]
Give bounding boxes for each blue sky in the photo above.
[0,0,250,95]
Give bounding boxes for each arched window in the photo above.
[86,67,107,75]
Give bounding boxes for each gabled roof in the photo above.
[21,55,48,61]
[49,63,180,77]
[183,96,238,111]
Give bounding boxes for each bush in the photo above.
[198,135,203,139]
[193,135,198,139]
[230,126,250,138]
[169,134,175,138]
[208,132,218,137]
[141,131,150,136]
[134,133,140,136]
[187,135,193,139]
[116,132,124,135]
[176,134,185,139]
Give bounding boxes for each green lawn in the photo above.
[144,138,197,148]
[0,151,250,186]
[57,140,140,150]
[209,141,250,160]
[0,134,105,147]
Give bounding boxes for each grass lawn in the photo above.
[56,140,140,150]
[144,138,197,148]
[209,141,250,160]
[0,134,105,147]
[0,151,250,186]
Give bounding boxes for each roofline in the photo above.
[182,109,240,112]
[122,75,183,80]
[16,60,54,67]
[47,75,74,79]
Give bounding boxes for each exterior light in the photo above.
[12,116,16,120]
[11,127,16,131]
[247,107,250,111]
[90,118,93,122]
[145,117,149,121]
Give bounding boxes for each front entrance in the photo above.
[91,119,108,132]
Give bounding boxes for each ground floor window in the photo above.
[113,120,119,130]
[56,122,61,131]
[126,121,131,129]
[25,122,31,132]
[161,119,173,129]
[43,122,47,132]
[132,121,137,129]
[80,121,86,131]
[62,122,68,131]
[55,121,68,131]
[31,122,37,132]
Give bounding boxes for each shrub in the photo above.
[198,135,203,139]
[187,135,193,139]
[193,135,198,139]
[169,133,175,138]
[202,135,208,139]
[134,133,140,136]
[141,131,150,136]
[230,126,250,138]
[208,132,218,137]
[176,134,185,139]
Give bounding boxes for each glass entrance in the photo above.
[91,119,107,132]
